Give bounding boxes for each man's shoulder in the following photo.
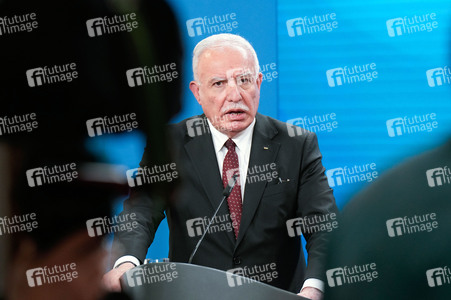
[170,114,204,127]
[257,113,316,142]
[168,115,206,136]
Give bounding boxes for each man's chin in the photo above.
[219,121,250,133]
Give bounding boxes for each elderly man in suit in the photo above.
[103,33,337,300]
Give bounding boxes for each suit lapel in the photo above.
[235,113,280,248]
[184,116,235,245]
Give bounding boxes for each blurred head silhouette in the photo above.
[0,0,182,299]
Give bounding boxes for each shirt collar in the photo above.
[207,117,256,153]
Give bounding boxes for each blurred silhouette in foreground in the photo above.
[0,0,182,299]
[324,138,451,300]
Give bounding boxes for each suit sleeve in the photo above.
[297,132,338,281]
[111,144,168,264]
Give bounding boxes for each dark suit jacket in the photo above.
[114,113,337,293]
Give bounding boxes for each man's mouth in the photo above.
[225,109,245,116]
[224,109,247,122]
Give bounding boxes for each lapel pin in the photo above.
[263,146,269,150]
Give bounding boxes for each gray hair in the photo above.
[192,33,260,82]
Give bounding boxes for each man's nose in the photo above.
[225,79,242,102]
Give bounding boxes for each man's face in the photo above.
[189,47,262,137]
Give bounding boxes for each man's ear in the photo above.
[189,81,202,105]
[256,73,263,89]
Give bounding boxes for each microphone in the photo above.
[188,173,238,264]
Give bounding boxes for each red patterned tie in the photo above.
[222,139,242,239]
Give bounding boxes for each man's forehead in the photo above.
[212,68,251,78]
[200,46,248,60]
[198,48,254,80]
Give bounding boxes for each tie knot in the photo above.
[225,139,236,150]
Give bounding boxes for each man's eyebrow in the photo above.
[232,70,253,78]
[239,71,253,77]
[208,76,226,84]
[206,72,253,84]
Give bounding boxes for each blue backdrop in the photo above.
[106,0,451,262]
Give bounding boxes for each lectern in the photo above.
[121,262,307,300]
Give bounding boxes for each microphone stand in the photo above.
[188,174,238,264]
